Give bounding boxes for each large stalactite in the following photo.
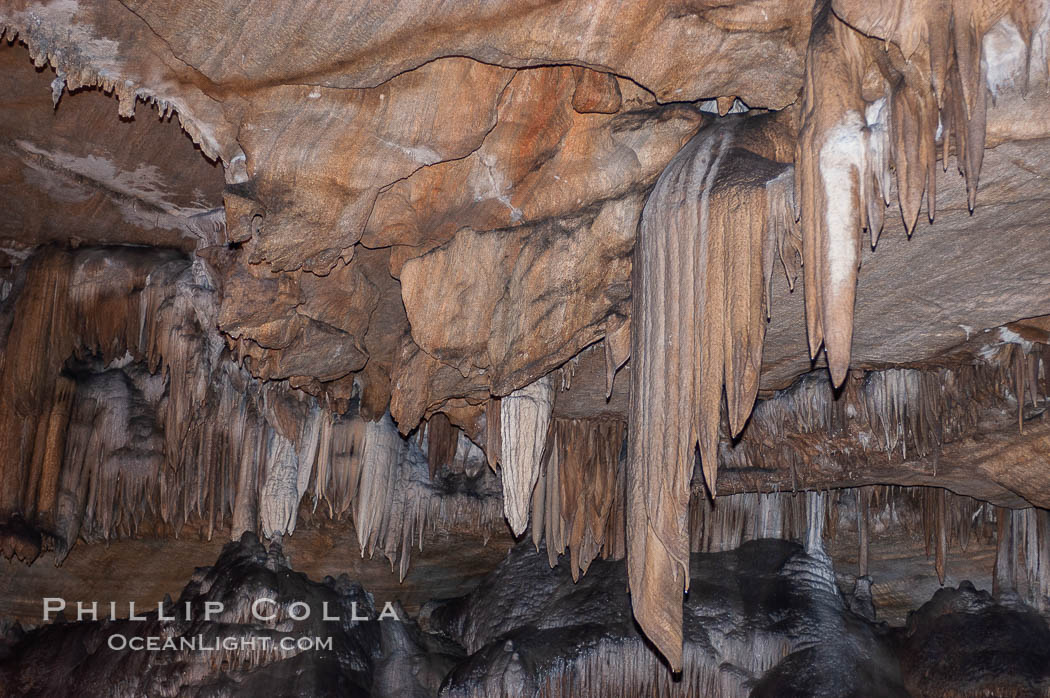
[628,114,798,669]
[622,0,1047,666]
[498,376,554,536]
[796,0,1042,385]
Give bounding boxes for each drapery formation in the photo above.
[628,116,797,669]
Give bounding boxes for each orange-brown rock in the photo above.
[362,69,702,275]
[235,59,513,272]
[0,44,225,252]
[399,193,641,398]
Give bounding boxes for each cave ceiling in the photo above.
[1,0,1050,686]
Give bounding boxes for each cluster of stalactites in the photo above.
[47,364,326,555]
[530,416,626,581]
[845,485,1048,611]
[687,489,828,564]
[0,21,227,161]
[483,374,631,580]
[309,411,502,580]
[618,0,1041,669]
[20,367,504,575]
[689,491,810,555]
[0,247,218,559]
[0,247,505,571]
[688,484,1048,612]
[985,336,1050,434]
[825,485,999,584]
[720,336,1050,490]
[630,314,1045,666]
[627,114,800,671]
[796,1,1042,386]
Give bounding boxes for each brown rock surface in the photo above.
[115,0,812,105]
[0,43,224,251]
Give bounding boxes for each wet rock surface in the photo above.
[895,583,1050,697]
[427,539,909,697]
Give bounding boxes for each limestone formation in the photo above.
[1,0,1049,692]
[499,377,554,536]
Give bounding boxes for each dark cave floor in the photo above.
[2,533,1048,697]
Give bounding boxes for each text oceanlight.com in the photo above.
[107,634,333,652]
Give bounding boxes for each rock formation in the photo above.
[1,0,1050,693]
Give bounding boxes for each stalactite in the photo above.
[0,249,74,521]
[602,315,630,399]
[935,488,947,585]
[230,402,264,539]
[499,376,554,536]
[310,413,367,518]
[722,340,1048,488]
[796,2,1022,384]
[805,490,826,557]
[995,507,1017,598]
[796,6,872,386]
[993,506,1050,611]
[558,354,580,391]
[825,489,842,544]
[529,417,625,579]
[485,396,501,470]
[628,115,797,670]
[24,375,74,532]
[1018,507,1050,611]
[353,414,405,559]
[857,486,869,577]
[258,434,299,540]
[0,247,507,573]
[425,412,458,480]
[295,404,325,504]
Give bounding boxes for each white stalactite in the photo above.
[353,414,403,557]
[295,405,326,501]
[499,375,554,535]
[259,433,299,539]
[805,490,826,557]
